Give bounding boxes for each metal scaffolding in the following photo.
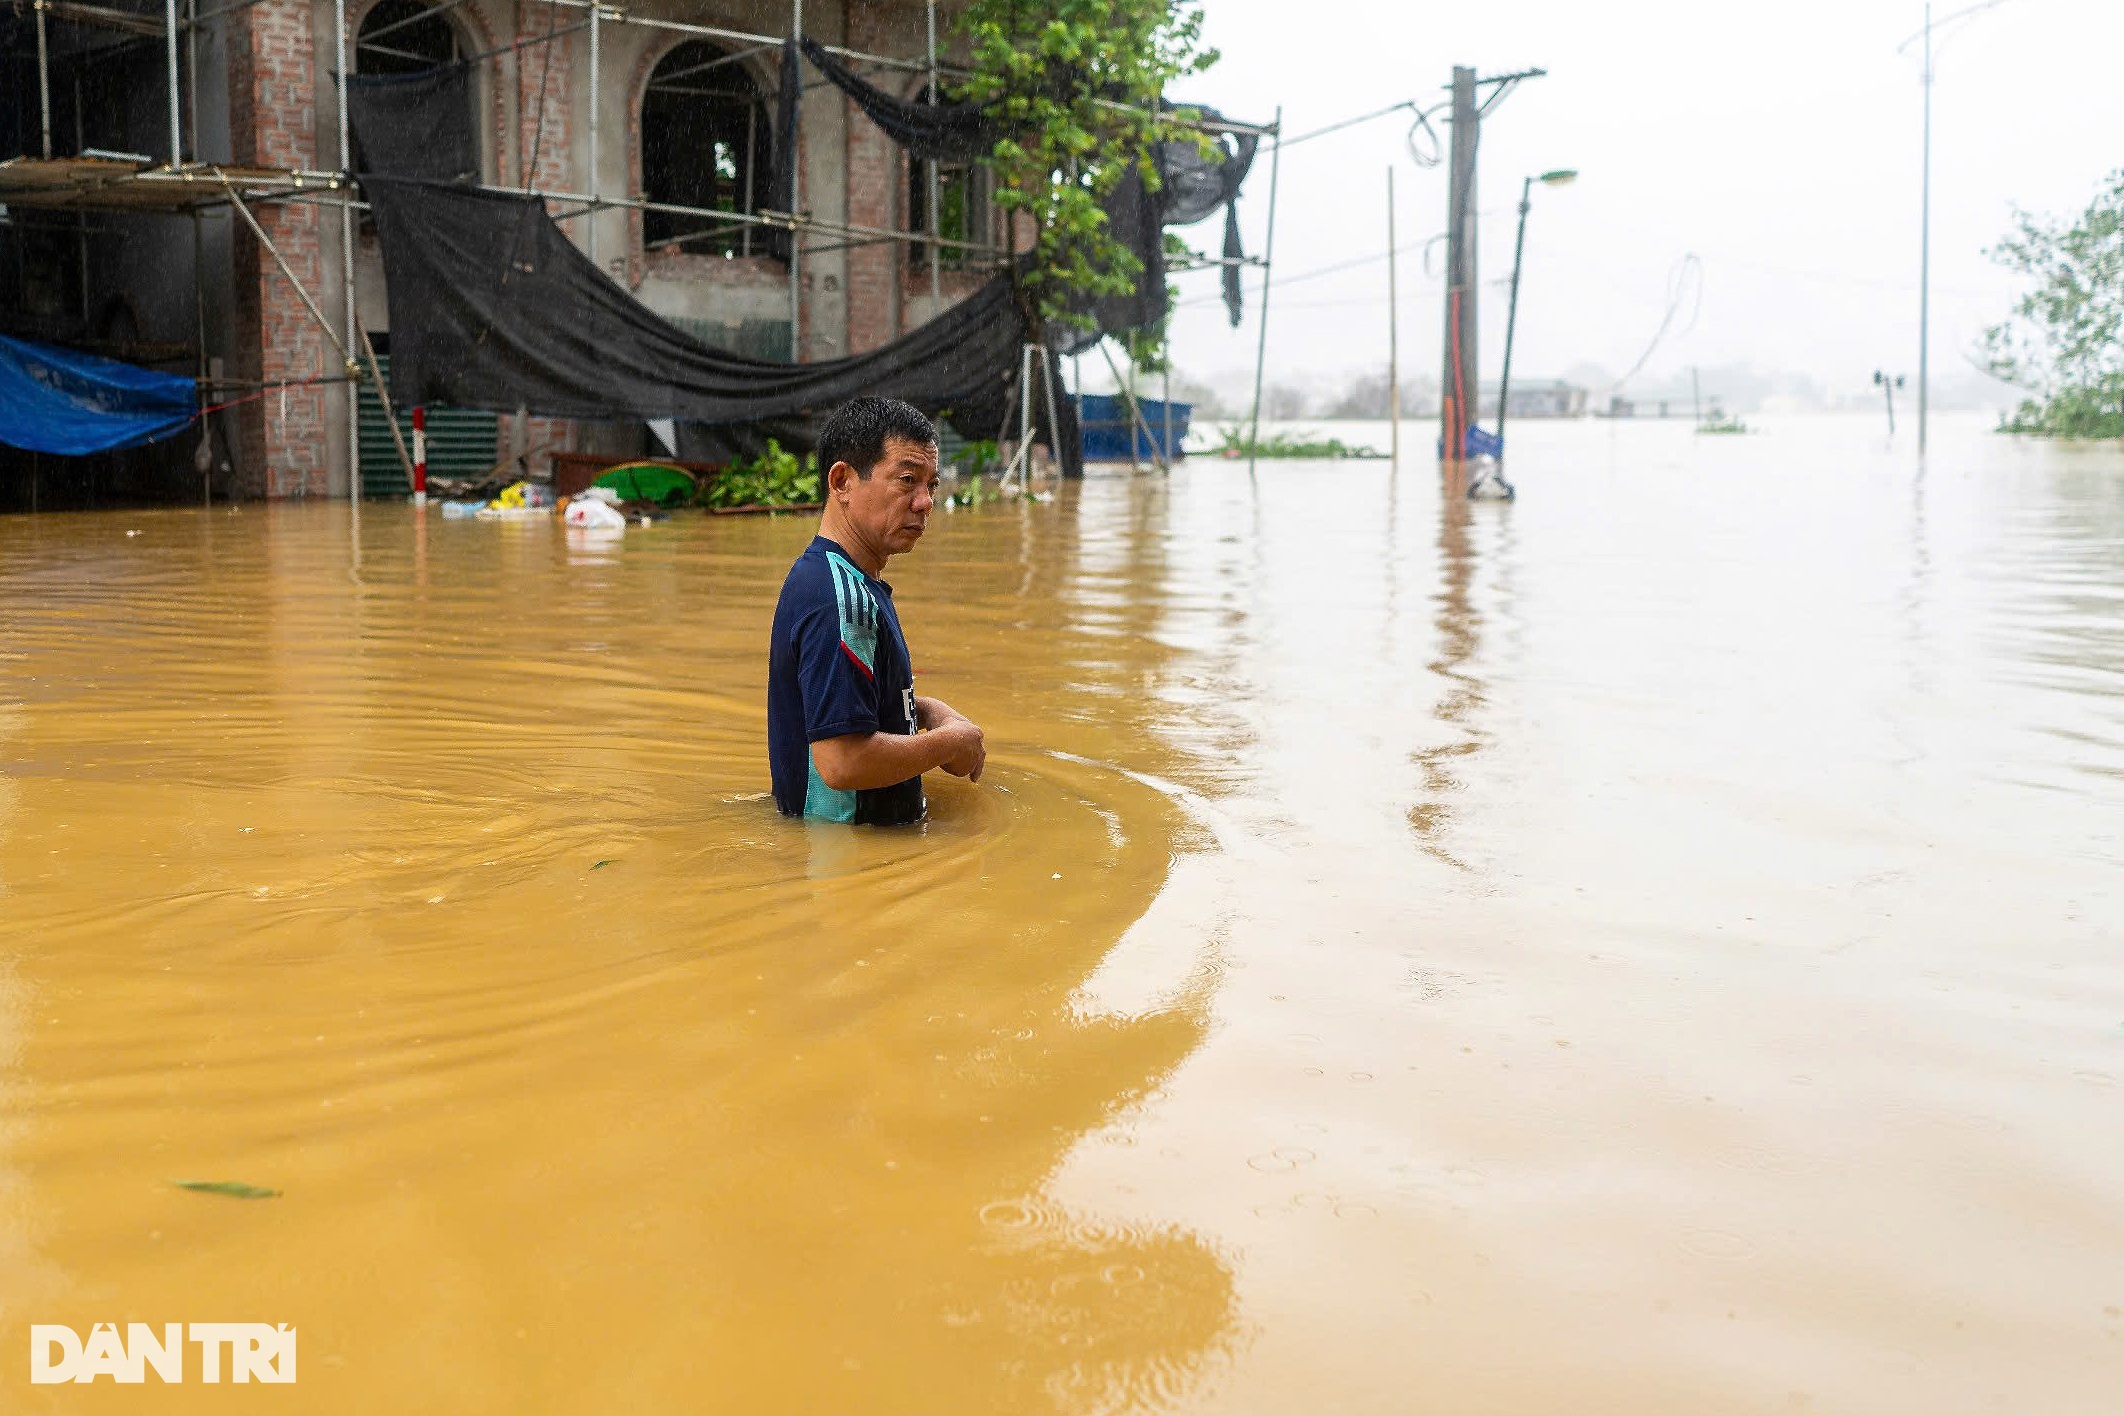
[2,0,1278,501]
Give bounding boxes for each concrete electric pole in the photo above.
[1440,67,1478,470]
[1438,65,1545,476]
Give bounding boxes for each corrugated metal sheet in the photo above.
[357,355,500,498]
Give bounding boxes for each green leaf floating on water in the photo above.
[592,859,616,870]
[173,1180,281,1199]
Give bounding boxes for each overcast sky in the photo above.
[1158,0,2124,403]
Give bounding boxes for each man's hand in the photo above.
[915,696,985,782]
[933,718,985,782]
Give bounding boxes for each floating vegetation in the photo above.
[1696,412,1751,435]
[945,476,1001,510]
[948,439,1002,479]
[701,440,821,510]
[1212,426,1387,460]
[592,859,617,870]
[173,1180,281,1199]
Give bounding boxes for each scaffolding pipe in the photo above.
[334,0,359,523]
[925,0,939,314]
[185,0,199,162]
[1162,364,1172,467]
[1019,343,1034,485]
[1245,104,1283,483]
[164,0,181,164]
[1040,344,1066,480]
[355,317,418,500]
[35,0,52,159]
[193,206,210,505]
[1098,338,1166,473]
[214,170,349,358]
[587,0,599,267]
[357,0,474,46]
[788,0,802,359]
[438,0,1272,136]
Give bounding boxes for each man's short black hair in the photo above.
[817,396,937,480]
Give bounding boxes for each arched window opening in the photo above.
[642,41,770,259]
[905,85,991,271]
[356,0,464,74]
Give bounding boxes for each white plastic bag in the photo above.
[564,498,629,530]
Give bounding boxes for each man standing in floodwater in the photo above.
[767,396,986,825]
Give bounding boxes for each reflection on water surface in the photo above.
[1,414,2120,1413]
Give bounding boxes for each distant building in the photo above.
[1479,380,1587,419]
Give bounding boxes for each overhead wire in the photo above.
[1610,253,1703,392]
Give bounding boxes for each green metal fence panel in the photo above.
[356,355,501,499]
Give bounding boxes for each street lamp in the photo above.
[1873,370,1907,435]
[1898,0,2013,458]
[1482,167,1577,498]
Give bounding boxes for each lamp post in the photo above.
[1899,0,2014,459]
[1491,168,1577,478]
[1873,370,1906,435]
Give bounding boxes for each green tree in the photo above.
[1981,169,2124,437]
[955,0,1218,337]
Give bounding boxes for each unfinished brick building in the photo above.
[1,0,998,503]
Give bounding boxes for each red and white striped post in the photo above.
[411,405,428,506]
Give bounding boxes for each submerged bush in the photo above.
[1211,426,1384,460]
[1996,375,2124,439]
[703,440,821,508]
[1982,170,2124,439]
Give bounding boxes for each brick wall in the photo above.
[228,0,329,498]
[842,4,901,354]
[516,6,574,194]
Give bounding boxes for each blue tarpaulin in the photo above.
[1437,424,1503,460]
[0,334,197,455]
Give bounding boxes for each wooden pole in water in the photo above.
[1245,104,1283,483]
[34,0,51,158]
[355,318,418,500]
[1387,165,1400,473]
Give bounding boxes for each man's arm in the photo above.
[812,717,984,791]
[912,696,985,780]
[914,695,965,730]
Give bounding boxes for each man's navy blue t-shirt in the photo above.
[767,535,924,825]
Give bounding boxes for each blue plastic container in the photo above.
[1078,394,1190,463]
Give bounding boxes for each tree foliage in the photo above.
[954,0,1217,334]
[1982,169,2124,437]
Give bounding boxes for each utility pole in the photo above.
[1438,65,1545,473]
[1440,67,1477,468]
[1386,165,1400,470]
[1918,1,1931,456]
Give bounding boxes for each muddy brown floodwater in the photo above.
[1,413,2120,1413]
